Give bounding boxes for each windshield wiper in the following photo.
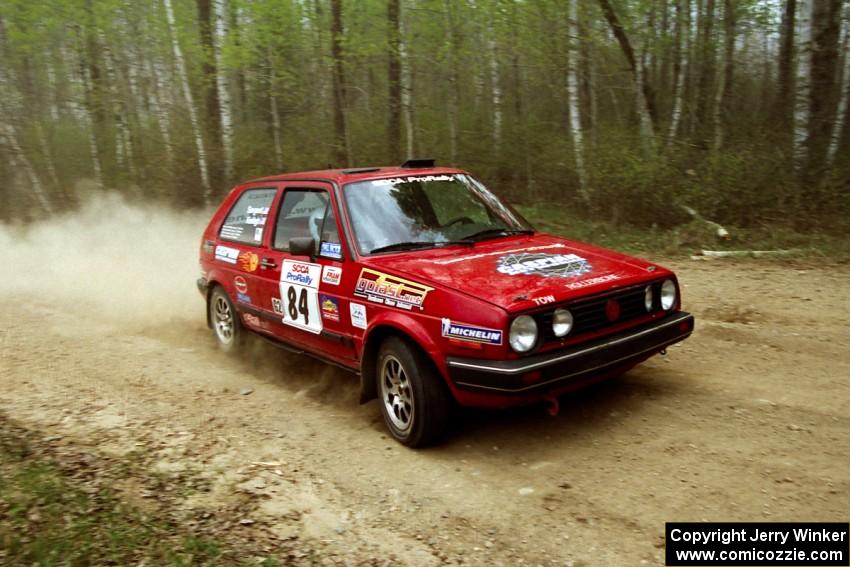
[464,228,535,242]
[370,240,473,254]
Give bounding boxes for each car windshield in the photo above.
[343,173,533,255]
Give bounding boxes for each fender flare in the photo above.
[358,311,450,404]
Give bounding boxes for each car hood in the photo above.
[361,233,670,313]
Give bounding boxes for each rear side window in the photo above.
[219,188,277,246]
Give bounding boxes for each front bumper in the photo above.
[446,311,694,394]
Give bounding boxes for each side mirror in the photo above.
[289,237,316,258]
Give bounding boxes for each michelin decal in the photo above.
[441,319,503,346]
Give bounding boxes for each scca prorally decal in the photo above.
[566,273,621,289]
[434,244,566,265]
[441,319,502,345]
[282,260,321,288]
[354,269,433,310]
[497,252,592,278]
[215,244,240,264]
[372,174,455,186]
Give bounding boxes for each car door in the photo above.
[213,184,279,333]
[254,182,356,364]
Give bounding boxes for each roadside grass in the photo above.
[519,204,850,258]
[0,418,279,567]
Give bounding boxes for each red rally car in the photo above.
[197,160,694,447]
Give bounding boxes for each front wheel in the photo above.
[377,336,451,447]
[209,286,242,353]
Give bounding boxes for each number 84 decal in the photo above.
[280,260,323,334]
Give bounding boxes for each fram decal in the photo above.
[271,297,283,314]
[320,242,343,259]
[281,260,321,289]
[497,252,592,278]
[238,251,259,272]
[321,266,342,286]
[434,244,567,265]
[354,269,433,310]
[319,294,340,322]
[441,319,503,345]
[234,276,248,294]
[349,302,367,329]
[215,245,240,264]
[566,273,621,289]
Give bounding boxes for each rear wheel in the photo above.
[209,286,242,352]
[377,336,450,447]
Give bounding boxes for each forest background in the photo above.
[1,0,848,251]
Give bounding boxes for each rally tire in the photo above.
[209,286,243,353]
[377,336,451,447]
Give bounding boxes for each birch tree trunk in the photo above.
[807,0,843,175]
[488,20,502,157]
[387,0,402,162]
[163,0,211,200]
[667,0,689,147]
[269,53,284,171]
[827,10,849,165]
[445,0,459,164]
[776,0,797,130]
[597,0,658,151]
[793,0,813,175]
[713,0,735,152]
[214,0,235,183]
[566,0,587,197]
[330,0,350,166]
[400,7,414,160]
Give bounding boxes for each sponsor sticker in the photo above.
[321,266,342,286]
[566,273,621,289]
[238,251,259,272]
[349,302,367,329]
[441,319,503,345]
[236,292,251,304]
[254,227,263,242]
[320,241,343,259]
[282,260,322,289]
[220,225,243,239]
[497,252,592,278]
[319,295,340,322]
[243,313,261,327]
[372,174,455,186]
[234,276,248,294]
[354,268,433,310]
[271,297,283,314]
[215,244,240,264]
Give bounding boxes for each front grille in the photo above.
[537,281,663,343]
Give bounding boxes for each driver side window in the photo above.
[273,190,341,256]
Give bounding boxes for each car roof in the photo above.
[245,165,466,186]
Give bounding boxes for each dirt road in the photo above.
[1,200,848,565]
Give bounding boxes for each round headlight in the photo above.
[509,315,538,352]
[660,279,677,310]
[644,285,653,312]
[552,308,573,337]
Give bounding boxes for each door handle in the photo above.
[260,258,277,269]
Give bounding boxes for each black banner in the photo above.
[666,522,849,566]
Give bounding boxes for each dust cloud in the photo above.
[0,194,211,325]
